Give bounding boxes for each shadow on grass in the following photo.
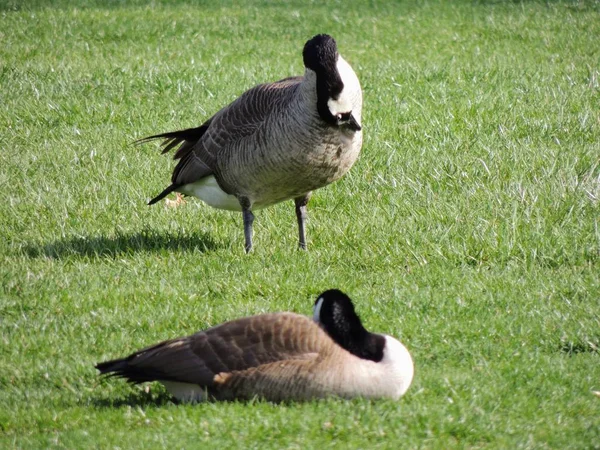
[92,389,176,409]
[24,230,221,259]
[91,386,257,408]
[1,0,583,10]
[1,0,229,11]
[92,390,326,408]
[559,337,600,356]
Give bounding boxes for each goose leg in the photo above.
[294,193,311,250]
[240,197,254,253]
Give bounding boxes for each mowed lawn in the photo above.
[1,0,599,448]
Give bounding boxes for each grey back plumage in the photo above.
[173,77,305,193]
[151,70,361,209]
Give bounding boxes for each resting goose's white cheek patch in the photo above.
[313,297,324,322]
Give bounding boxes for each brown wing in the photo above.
[96,312,327,387]
[213,358,325,402]
[171,76,303,187]
[196,311,323,370]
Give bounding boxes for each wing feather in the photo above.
[96,312,329,388]
[171,76,303,187]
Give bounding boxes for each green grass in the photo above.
[1,0,599,448]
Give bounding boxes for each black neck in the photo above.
[315,69,344,126]
[302,34,345,126]
[324,316,385,362]
[338,329,385,362]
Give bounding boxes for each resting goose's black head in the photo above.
[313,289,385,362]
[302,35,361,132]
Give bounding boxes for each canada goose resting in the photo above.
[139,34,363,252]
[96,290,414,402]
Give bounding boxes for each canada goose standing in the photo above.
[139,34,363,252]
[95,289,414,402]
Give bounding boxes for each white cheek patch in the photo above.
[313,297,324,322]
[327,92,353,117]
[327,56,360,119]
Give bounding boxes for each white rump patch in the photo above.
[179,176,242,211]
[162,381,208,403]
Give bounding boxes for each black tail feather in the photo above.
[137,122,211,203]
[96,358,128,375]
[148,184,179,205]
[135,124,210,155]
[95,358,162,385]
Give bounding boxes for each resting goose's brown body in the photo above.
[140,34,363,252]
[96,290,414,402]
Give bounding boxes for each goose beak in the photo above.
[346,114,361,132]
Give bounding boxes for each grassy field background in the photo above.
[1,0,599,448]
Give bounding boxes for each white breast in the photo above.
[379,335,414,398]
[339,335,414,400]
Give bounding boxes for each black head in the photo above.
[313,289,385,362]
[303,34,339,73]
[302,34,349,127]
